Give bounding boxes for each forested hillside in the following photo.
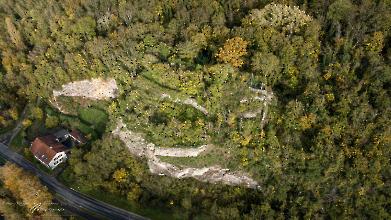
[0,162,61,219]
[0,0,390,219]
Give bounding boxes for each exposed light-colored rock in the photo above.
[240,87,273,120]
[147,156,259,188]
[53,78,118,100]
[153,144,210,157]
[242,108,264,119]
[112,121,150,157]
[161,93,209,115]
[182,98,209,115]
[113,120,259,188]
[112,121,210,158]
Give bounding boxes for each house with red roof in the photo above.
[30,129,86,169]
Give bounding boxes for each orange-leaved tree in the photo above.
[216,37,248,68]
[0,163,53,215]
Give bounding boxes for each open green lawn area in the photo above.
[57,114,98,138]
[78,107,108,134]
[49,96,110,136]
[43,104,108,140]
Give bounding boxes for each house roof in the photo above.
[53,129,70,139]
[70,130,87,144]
[30,135,67,165]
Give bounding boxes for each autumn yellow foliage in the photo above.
[7,108,18,121]
[216,37,248,67]
[22,119,32,128]
[5,17,25,49]
[0,163,53,214]
[113,168,128,183]
[299,113,316,130]
[0,115,6,126]
[127,184,141,201]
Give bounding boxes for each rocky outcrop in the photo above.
[112,120,259,188]
[240,87,273,118]
[112,120,209,158]
[147,157,258,188]
[153,145,210,157]
[53,78,118,100]
[161,94,208,115]
[240,87,273,130]
[182,98,209,115]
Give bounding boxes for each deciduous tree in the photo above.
[216,37,248,67]
[0,163,53,215]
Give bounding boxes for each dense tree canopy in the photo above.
[0,163,61,219]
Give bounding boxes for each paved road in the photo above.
[0,142,148,220]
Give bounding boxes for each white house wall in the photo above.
[48,152,67,169]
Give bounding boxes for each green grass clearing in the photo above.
[78,107,108,134]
